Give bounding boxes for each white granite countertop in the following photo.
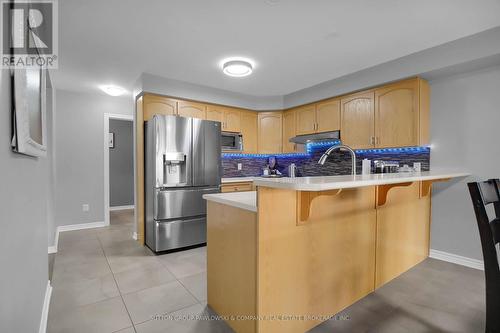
[221,177,257,184]
[203,191,257,212]
[253,170,470,191]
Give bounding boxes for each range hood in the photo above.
[289,130,340,144]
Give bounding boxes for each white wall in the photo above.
[430,65,500,260]
[0,70,51,332]
[52,90,133,245]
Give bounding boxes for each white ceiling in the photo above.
[53,0,500,97]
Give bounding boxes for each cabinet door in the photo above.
[341,91,375,149]
[206,105,224,124]
[375,182,430,288]
[177,101,207,119]
[295,105,317,135]
[143,94,177,121]
[240,111,258,154]
[316,99,340,133]
[258,112,282,153]
[375,79,419,148]
[224,108,241,133]
[282,110,297,153]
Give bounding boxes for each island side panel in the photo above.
[206,201,258,333]
[375,181,431,288]
[256,186,377,333]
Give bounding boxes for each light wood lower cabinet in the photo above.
[341,91,375,149]
[375,181,430,288]
[221,182,253,193]
[258,112,282,153]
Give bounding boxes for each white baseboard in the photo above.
[109,205,135,211]
[47,221,106,254]
[57,221,106,232]
[132,232,138,240]
[429,249,484,270]
[39,280,52,333]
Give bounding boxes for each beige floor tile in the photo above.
[114,264,176,295]
[122,280,198,324]
[50,273,119,313]
[47,297,132,333]
[159,247,207,279]
[179,272,207,302]
[52,255,112,286]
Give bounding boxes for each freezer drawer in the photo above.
[154,187,219,220]
[150,217,207,252]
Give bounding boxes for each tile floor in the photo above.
[47,209,486,333]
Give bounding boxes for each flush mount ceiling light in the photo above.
[221,58,254,77]
[100,85,127,96]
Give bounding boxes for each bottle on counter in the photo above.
[362,159,371,175]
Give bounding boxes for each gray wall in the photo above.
[53,90,132,245]
[430,65,500,260]
[0,70,51,332]
[141,73,284,111]
[109,119,134,207]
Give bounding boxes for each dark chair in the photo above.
[468,179,500,333]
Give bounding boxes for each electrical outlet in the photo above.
[237,163,242,170]
[82,204,90,212]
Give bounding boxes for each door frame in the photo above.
[103,113,134,226]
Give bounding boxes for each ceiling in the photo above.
[53,0,500,97]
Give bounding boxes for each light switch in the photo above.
[82,204,90,212]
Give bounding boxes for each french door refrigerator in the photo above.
[145,114,221,252]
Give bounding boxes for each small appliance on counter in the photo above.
[374,161,399,174]
[288,163,297,178]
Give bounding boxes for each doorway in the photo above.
[104,113,134,226]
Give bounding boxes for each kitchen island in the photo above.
[203,170,469,333]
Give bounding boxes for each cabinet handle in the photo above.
[370,136,375,145]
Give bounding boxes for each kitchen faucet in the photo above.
[318,144,357,175]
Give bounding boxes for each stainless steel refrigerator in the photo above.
[145,115,221,253]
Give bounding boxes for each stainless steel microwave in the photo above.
[221,132,243,151]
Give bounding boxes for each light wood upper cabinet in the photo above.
[177,101,207,119]
[282,110,297,153]
[224,108,241,133]
[258,112,282,154]
[206,105,241,132]
[295,105,317,135]
[341,91,375,149]
[294,99,340,136]
[375,79,419,148]
[240,111,258,154]
[143,94,177,121]
[316,99,340,133]
[206,105,224,123]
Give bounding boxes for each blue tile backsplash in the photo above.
[222,144,430,178]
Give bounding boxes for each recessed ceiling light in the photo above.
[221,58,255,77]
[100,85,127,96]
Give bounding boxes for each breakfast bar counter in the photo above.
[204,170,469,333]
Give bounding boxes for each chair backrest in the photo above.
[468,179,500,332]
